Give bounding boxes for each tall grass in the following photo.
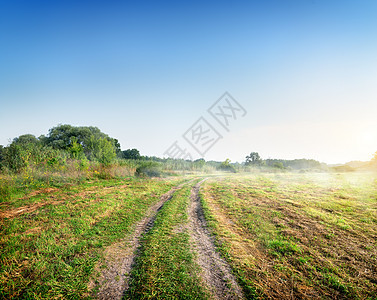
[0,159,138,201]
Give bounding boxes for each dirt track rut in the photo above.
[92,181,188,299]
[188,179,244,299]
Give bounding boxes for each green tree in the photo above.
[12,134,40,146]
[122,148,141,160]
[218,158,236,173]
[44,124,119,161]
[3,143,28,172]
[272,162,285,169]
[245,152,262,166]
[193,158,205,169]
[0,145,4,168]
[68,137,85,159]
[87,137,116,166]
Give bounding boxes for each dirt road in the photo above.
[187,179,244,299]
[92,178,244,299]
[91,181,189,299]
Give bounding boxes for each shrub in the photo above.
[0,177,14,202]
[3,143,28,172]
[135,161,162,177]
[331,165,354,172]
[218,159,237,173]
[272,162,285,169]
[87,137,116,166]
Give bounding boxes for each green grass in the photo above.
[200,172,377,299]
[0,177,182,299]
[198,187,262,300]
[125,183,208,299]
[2,171,376,299]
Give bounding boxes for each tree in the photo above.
[245,152,262,166]
[86,136,116,165]
[12,134,40,146]
[193,158,205,168]
[218,158,236,173]
[44,124,119,161]
[122,148,141,160]
[68,137,85,159]
[272,162,285,169]
[2,143,27,172]
[113,139,122,154]
[0,145,5,170]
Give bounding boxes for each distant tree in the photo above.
[122,148,141,160]
[143,155,165,162]
[272,162,285,169]
[265,158,321,170]
[245,152,262,166]
[193,158,205,168]
[218,158,236,173]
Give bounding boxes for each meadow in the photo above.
[0,175,183,298]
[1,170,376,299]
[201,172,377,299]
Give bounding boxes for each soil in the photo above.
[187,179,244,299]
[0,200,64,219]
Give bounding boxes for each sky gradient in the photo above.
[1,0,376,164]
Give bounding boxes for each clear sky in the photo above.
[1,0,376,164]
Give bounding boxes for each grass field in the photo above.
[200,172,377,299]
[1,171,376,299]
[0,176,184,299]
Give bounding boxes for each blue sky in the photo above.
[1,0,376,163]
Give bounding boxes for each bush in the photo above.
[218,159,237,173]
[3,143,28,173]
[87,137,116,166]
[331,165,354,172]
[0,177,14,202]
[135,161,162,177]
[272,162,285,169]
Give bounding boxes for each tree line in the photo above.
[1,124,376,175]
[0,124,121,172]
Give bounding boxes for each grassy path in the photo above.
[125,178,245,300]
[92,179,192,299]
[125,179,209,299]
